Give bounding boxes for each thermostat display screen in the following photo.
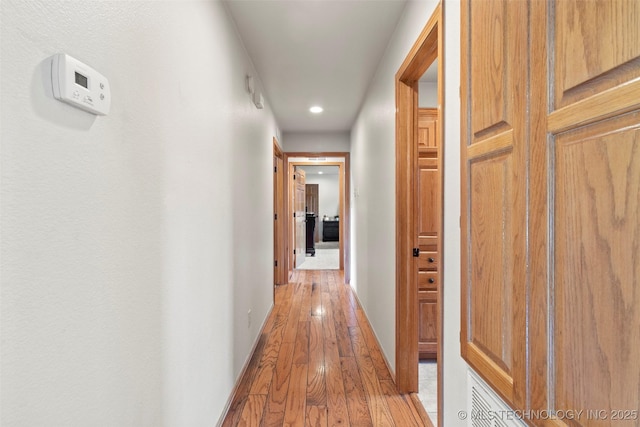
[75,71,88,88]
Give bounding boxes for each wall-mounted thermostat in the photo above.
[51,54,110,116]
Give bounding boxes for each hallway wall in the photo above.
[283,131,351,153]
[0,1,277,425]
[350,0,467,425]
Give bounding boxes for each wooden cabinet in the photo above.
[417,108,440,360]
[322,220,339,242]
[461,0,640,423]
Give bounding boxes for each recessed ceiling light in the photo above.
[309,106,323,114]
[318,171,324,174]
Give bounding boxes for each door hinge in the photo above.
[293,174,296,180]
[413,248,420,257]
[293,249,296,255]
[274,166,277,173]
[274,213,277,220]
[274,260,278,267]
[293,212,296,218]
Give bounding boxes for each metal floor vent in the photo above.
[468,369,526,427]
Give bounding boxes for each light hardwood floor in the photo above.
[221,270,432,426]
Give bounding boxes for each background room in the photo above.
[297,165,340,270]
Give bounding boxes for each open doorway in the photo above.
[296,165,341,270]
[416,58,440,422]
[395,3,443,427]
[284,153,350,282]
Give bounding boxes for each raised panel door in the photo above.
[461,0,528,407]
[417,108,440,361]
[553,0,640,110]
[464,0,640,422]
[552,113,640,426]
[541,2,640,424]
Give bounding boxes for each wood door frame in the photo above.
[395,2,444,421]
[283,152,351,283]
[273,138,286,288]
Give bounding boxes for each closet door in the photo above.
[460,0,528,408]
[417,108,440,359]
[538,1,640,424]
[463,0,640,424]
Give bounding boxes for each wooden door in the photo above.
[463,0,640,422]
[294,168,306,268]
[461,0,528,407]
[539,0,640,423]
[273,147,285,286]
[417,108,440,359]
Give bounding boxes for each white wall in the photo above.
[441,1,467,425]
[350,0,467,425]
[283,131,350,152]
[304,172,340,218]
[0,1,277,425]
[419,82,439,107]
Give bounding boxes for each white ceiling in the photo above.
[224,0,408,132]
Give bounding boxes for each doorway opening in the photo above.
[283,153,350,283]
[395,3,443,427]
[416,58,439,422]
[296,165,341,270]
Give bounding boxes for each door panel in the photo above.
[553,110,640,424]
[418,168,439,240]
[294,169,306,268]
[554,0,640,109]
[469,0,516,138]
[547,2,640,424]
[274,152,285,285]
[464,0,640,423]
[417,108,441,360]
[418,297,437,357]
[418,109,438,148]
[462,0,527,406]
[469,153,513,376]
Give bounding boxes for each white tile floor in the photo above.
[418,361,438,423]
[296,248,340,270]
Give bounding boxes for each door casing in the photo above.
[395,3,444,425]
[283,153,350,283]
[273,138,286,287]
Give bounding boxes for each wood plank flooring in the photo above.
[221,270,432,426]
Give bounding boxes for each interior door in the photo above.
[542,0,640,422]
[417,108,440,360]
[462,0,640,420]
[294,168,306,268]
[273,150,285,285]
[461,0,528,407]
